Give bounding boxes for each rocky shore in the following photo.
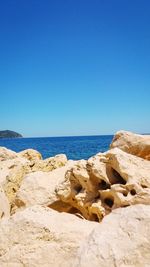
[0,130,150,267]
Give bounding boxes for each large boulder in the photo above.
[14,161,75,213]
[74,204,150,267]
[0,151,68,214]
[0,205,97,267]
[110,130,150,160]
[56,148,150,221]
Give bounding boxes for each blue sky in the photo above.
[0,0,150,137]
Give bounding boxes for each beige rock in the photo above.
[0,151,68,213]
[0,186,10,219]
[56,158,107,221]
[31,154,68,172]
[0,158,30,206]
[14,161,75,213]
[0,205,97,267]
[110,130,150,160]
[0,147,18,161]
[18,149,42,161]
[3,164,30,210]
[74,204,150,267]
[57,148,150,221]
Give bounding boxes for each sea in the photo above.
[0,135,113,160]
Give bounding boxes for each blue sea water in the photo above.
[0,135,113,160]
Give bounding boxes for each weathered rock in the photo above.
[74,204,150,267]
[0,186,10,219]
[56,158,107,221]
[1,158,30,207]
[110,130,150,160]
[0,147,18,161]
[56,148,150,221]
[31,154,68,172]
[0,152,68,214]
[14,161,75,213]
[18,149,42,161]
[0,158,30,206]
[0,205,97,267]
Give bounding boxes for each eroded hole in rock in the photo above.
[91,214,99,222]
[74,184,82,194]
[111,169,126,185]
[141,184,148,189]
[104,197,114,208]
[12,188,16,193]
[66,206,84,219]
[123,191,128,197]
[48,201,72,213]
[1,212,4,218]
[98,180,110,190]
[130,189,136,195]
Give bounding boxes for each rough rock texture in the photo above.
[18,149,42,161]
[30,154,68,172]
[56,148,150,221]
[0,147,68,214]
[0,147,18,161]
[74,204,150,267]
[14,161,75,213]
[0,205,96,267]
[110,130,150,160]
[0,157,30,208]
[0,186,10,219]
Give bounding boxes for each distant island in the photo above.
[0,130,22,138]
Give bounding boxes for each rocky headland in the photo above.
[0,130,150,266]
[0,130,22,138]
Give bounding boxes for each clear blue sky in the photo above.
[0,0,150,137]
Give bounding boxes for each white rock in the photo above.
[110,130,150,160]
[0,205,97,267]
[14,161,75,212]
[74,204,150,267]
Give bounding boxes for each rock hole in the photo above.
[91,214,99,222]
[130,189,136,195]
[141,184,148,189]
[111,169,126,185]
[98,180,110,190]
[104,197,114,208]
[123,191,128,197]
[1,212,4,218]
[48,201,72,212]
[74,184,82,193]
[12,188,16,193]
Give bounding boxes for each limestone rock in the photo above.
[56,148,150,221]
[18,149,42,161]
[31,154,68,172]
[0,147,18,161]
[0,152,68,213]
[0,205,96,267]
[110,130,150,160]
[14,161,75,213]
[56,158,107,221]
[0,157,30,204]
[0,186,10,219]
[74,204,150,267]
